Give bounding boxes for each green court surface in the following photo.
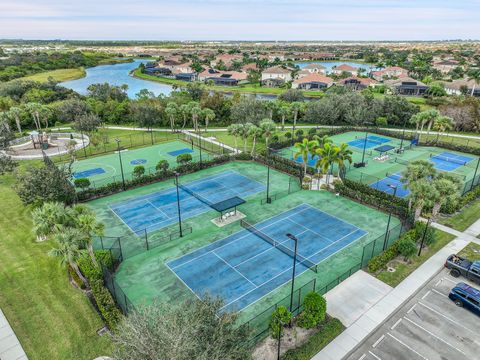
[69,140,211,188]
[279,131,480,195]
[87,161,401,328]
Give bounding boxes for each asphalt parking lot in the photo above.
[347,268,480,360]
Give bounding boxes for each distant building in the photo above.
[211,54,243,68]
[337,77,378,90]
[160,60,194,74]
[433,60,460,74]
[302,64,327,74]
[241,63,258,71]
[261,66,292,87]
[175,73,197,82]
[384,77,428,96]
[331,64,358,76]
[371,66,409,81]
[443,79,480,96]
[292,74,334,90]
[199,68,247,86]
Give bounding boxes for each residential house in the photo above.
[371,66,409,81]
[175,73,197,82]
[199,68,247,86]
[443,79,480,96]
[331,64,358,76]
[433,60,460,74]
[302,64,326,74]
[337,77,378,90]
[241,63,258,72]
[160,60,194,74]
[210,54,243,68]
[384,77,429,96]
[292,74,334,90]
[261,66,292,87]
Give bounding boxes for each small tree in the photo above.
[414,222,437,247]
[297,292,326,329]
[375,116,388,127]
[177,153,193,165]
[133,165,145,178]
[398,237,417,261]
[270,305,292,339]
[74,178,91,190]
[0,153,17,175]
[156,159,170,172]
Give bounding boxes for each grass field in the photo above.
[88,160,402,330]
[439,199,480,231]
[15,68,86,83]
[0,171,112,359]
[458,242,480,260]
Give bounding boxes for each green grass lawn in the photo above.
[458,242,480,261]
[0,171,112,359]
[15,68,86,83]
[376,230,455,287]
[439,199,480,232]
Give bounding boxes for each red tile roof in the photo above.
[334,64,358,72]
[293,74,333,85]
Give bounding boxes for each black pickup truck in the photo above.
[445,254,480,284]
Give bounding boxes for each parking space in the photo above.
[348,268,480,360]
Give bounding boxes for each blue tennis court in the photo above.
[369,172,410,198]
[72,167,106,179]
[429,152,473,172]
[109,170,264,235]
[167,148,194,157]
[292,153,318,167]
[167,204,368,312]
[348,135,391,149]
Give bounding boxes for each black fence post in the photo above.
[145,229,149,251]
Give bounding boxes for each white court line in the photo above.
[147,200,170,219]
[368,351,382,360]
[213,252,257,288]
[391,318,402,330]
[418,301,477,334]
[164,262,202,301]
[403,317,466,355]
[372,334,385,348]
[387,333,427,360]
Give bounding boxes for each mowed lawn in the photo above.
[0,172,112,359]
[439,199,480,232]
[15,68,86,83]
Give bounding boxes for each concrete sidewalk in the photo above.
[0,309,28,360]
[464,218,480,238]
[314,223,480,360]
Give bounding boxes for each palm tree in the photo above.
[165,102,178,132]
[259,119,276,150]
[401,160,437,210]
[334,143,353,179]
[31,202,67,241]
[432,115,453,143]
[25,102,42,130]
[467,69,480,96]
[248,124,263,156]
[49,228,89,288]
[265,101,279,120]
[7,107,23,133]
[201,108,215,133]
[227,124,240,150]
[315,143,340,185]
[290,102,304,136]
[409,109,440,142]
[278,103,290,130]
[431,175,460,219]
[240,123,252,152]
[188,102,202,132]
[408,180,436,221]
[75,211,104,268]
[179,104,190,129]
[294,138,319,176]
[313,134,333,148]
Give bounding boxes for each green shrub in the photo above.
[284,132,292,139]
[297,292,326,329]
[414,221,436,246]
[270,306,292,339]
[398,237,417,261]
[155,159,169,172]
[295,129,304,137]
[77,250,113,282]
[176,153,193,165]
[74,177,90,189]
[281,318,344,360]
[90,279,123,330]
[133,165,145,178]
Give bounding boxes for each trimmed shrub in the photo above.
[176,153,193,165]
[133,165,145,178]
[281,318,344,360]
[77,250,113,281]
[74,177,90,189]
[155,159,169,172]
[90,279,123,330]
[367,229,416,272]
[398,237,417,261]
[297,292,326,329]
[270,306,292,339]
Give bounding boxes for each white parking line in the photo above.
[421,290,431,300]
[403,317,466,355]
[391,318,402,330]
[435,279,442,286]
[372,334,385,348]
[358,354,367,360]
[407,304,417,314]
[442,276,458,284]
[418,301,477,334]
[368,351,382,360]
[387,333,427,360]
[431,288,448,298]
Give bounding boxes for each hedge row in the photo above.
[281,318,344,360]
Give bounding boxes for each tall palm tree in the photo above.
[49,228,89,288]
[25,102,42,130]
[313,134,332,148]
[294,138,319,176]
[290,102,304,136]
[278,103,290,130]
[227,123,240,150]
[259,119,276,150]
[432,115,454,143]
[315,143,340,185]
[75,211,104,268]
[248,124,263,156]
[265,101,279,120]
[179,104,190,129]
[188,101,202,132]
[334,143,353,179]
[31,202,67,241]
[165,102,178,132]
[431,176,460,219]
[468,69,480,96]
[408,179,436,221]
[401,160,437,210]
[7,107,23,133]
[409,109,440,142]
[240,123,252,152]
[201,108,215,133]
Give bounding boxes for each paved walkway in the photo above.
[181,130,241,154]
[314,219,480,360]
[0,309,27,360]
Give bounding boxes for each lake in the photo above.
[60,60,373,99]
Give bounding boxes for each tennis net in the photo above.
[385,172,402,181]
[178,184,213,206]
[395,157,410,166]
[430,154,467,166]
[240,220,317,272]
[355,136,385,146]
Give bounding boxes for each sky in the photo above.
[0,0,479,41]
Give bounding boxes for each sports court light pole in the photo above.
[418,217,431,256]
[79,127,87,158]
[115,138,126,191]
[265,147,272,204]
[286,233,299,314]
[360,131,368,166]
[399,117,409,151]
[470,157,480,191]
[383,184,398,251]
[174,172,183,237]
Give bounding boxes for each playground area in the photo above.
[68,140,211,188]
[88,160,402,329]
[279,131,480,197]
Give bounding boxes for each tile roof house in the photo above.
[210,54,243,68]
[302,64,327,74]
[443,79,480,96]
[384,77,429,96]
[433,60,460,74]
[292,74,334,90]
[337,77,378,90]
[331,64,358,76]
[199,68,247,86]
[371,66,409,81]
[160,60,194,74]
[241,63,258,71]
[261,66,292,87]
